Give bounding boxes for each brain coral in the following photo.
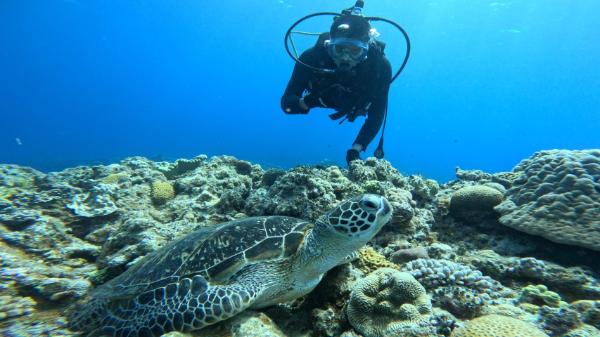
[451,186,503,212]
[450,314,549,337]
[150,180,175,203]
[494,149,600,251]
[450,186,503,222]
[347,268,434,337]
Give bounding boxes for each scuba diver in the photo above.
[281,1,410,166]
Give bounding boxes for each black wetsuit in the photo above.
[281,33,392,151]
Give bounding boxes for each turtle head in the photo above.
[324,194,392,240]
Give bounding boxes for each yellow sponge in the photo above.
[100,173,129,185]
[151,181,174,203]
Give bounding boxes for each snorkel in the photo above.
[284,0,411,159]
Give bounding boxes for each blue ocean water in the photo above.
[1,0,598,183]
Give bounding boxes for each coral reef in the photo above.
[450,314,549,337]
[99,173,129,185]
[455,167,492,182]
[454,166,521,189]
[67,183,118,217]
[198,310,287,337]
[403,259,498,292]
[1,150,599,336]
[538,306,584,335]
[390,247,429,264]
[571,300,600,329]
[483,182,505,193]
[408,174,439,201]
[355,247,400,274]
[260,168,286,187]
[464,250,600,301]
[346,268,435,337]
[491,171,522,189]
[153,155,207,179]
[0,296,36,320]
[311,307,343,336]
[361,180,383,195]
[36,277,92,301]
[495,149,600,251]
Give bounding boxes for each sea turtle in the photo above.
[70,194,392,337]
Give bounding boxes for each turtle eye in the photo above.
[362,201,377,209]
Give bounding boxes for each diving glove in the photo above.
[346,149,362,165]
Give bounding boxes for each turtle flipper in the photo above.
[68,297,108,333]
[70,277,261,336]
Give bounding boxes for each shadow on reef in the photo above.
[1,150,600,336]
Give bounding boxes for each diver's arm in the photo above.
[352,144,364,151]
[352,56,392,151]
[353,101,386,150]
[281,50,314,114]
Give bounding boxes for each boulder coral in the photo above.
[494,149,600,251]
[450,314,549,337]
[346,268,435,337]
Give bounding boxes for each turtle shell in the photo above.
[91,216,311,300]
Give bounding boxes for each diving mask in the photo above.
[327,37,369,63]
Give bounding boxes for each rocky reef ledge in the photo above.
[1,150,600,336]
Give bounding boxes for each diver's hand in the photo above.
[303,85,341,109]
[346,149,362,165]
[299,97,309,110]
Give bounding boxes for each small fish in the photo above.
[454,139,458,142]
[15,138,22,145]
